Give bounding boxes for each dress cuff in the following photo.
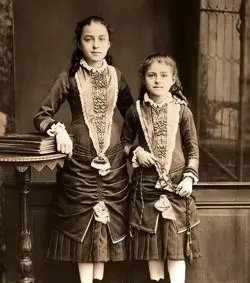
[183,171,199,184]
[39,120,56,134]
[132,146,144,168]
[47,122,66,137]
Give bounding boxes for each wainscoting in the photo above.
[4,182,250,283]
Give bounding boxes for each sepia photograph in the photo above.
[0,0,250,282]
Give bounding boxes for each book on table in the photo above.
[0,133,57,155]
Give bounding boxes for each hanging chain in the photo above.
[186,196,193,263]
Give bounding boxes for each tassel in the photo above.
[185,229,193,264]
[185,197,194,263]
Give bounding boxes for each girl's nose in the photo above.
[93,40,99,49]
[155,76,161,84]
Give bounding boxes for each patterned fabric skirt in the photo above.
[129,216,201,261]
[47,219,127,263]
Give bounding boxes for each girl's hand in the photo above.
[176,176,193,197]
[55,128,73,158]
[136,148,156,167]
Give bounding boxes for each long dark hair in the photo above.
[138,52,187,103]
[69,16,113,77]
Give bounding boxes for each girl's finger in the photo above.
[176,183,183,190]
[68,144,73,158]
[60,144,65,154]
[148,159,154,166]
[148,157,155,165]
[140,160,147,167]
[57,142,61,152]
[178,191,184,197]
[151,154,158,161]
[65,142,72,154]
[63,143,68,154]
[178,188,187,197]
[60,144,64,153]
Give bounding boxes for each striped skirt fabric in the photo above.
[47,220,127,263]
[129,216,201,261]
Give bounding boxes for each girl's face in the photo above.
[80,21,110,67]
[144,60,175,99]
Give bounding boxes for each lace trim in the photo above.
[47,122,66,137]
[80,59,108,73]
[154,194,176,220]
[151,104,168,167]
[93,201,110,224]
[131,146,144,168]
[144,92,173,108]
[75,65,118,175]
[136,100,180,176]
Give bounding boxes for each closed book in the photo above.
[0,133,57,155]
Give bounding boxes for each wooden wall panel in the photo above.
[5,184,250,283]
[187,208,250,283]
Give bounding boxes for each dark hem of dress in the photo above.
[47,221,127,263]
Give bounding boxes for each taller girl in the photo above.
[34,16,133,283]
[122,53,200,283]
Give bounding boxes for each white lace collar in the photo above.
[144,92,173,108]
[80,59,108,73]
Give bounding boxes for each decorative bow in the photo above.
[154,195,176,220]
[91,153,111,176]
[93,201,110,224]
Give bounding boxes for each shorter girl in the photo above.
[122,53,200,283]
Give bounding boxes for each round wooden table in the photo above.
[0,153,66,283]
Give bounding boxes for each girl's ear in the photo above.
[141,73,146,84]
[142,78,146,87]
[77,42,82,51]
[172,75,176,84]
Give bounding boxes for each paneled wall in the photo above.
[13,0,197,183]
[13,0,176,133]
[6,1,249,283]
[5,183,250,283]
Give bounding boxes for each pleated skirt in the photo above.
[47,219,127,263]
[129,216,201,261]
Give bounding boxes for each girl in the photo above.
[33,16,133,283]
[121,53,200,283]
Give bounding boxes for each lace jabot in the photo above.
[144,92,173,108]
[80,59,108,73]
[136,99,180,182]
[75,60,118,176]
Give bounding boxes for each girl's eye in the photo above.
[84,37,92,42]
[147,74,155,78]
[162,74,168,78]
[99,37,106,41]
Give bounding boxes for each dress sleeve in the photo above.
[33,72,70,134]
[121,105,138,158]
[116,72,134,118]
[180,105,199,181]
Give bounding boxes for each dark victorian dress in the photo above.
[34,60,133,263]
[121,94,201,261]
